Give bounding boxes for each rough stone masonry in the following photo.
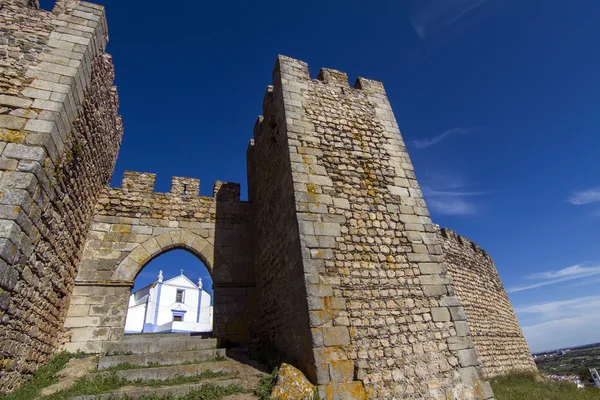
[0,1,536,398]
[0,0,122,392]
[247,56,498,399]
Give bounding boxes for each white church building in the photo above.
[124,270,213,334]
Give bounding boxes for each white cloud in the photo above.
[426,197,476,215]
[567,276,600,288]
[422,184,489,216]
[515,295,600,317]
[411,127,478,149]
[523,315,600,353]
[567,187,600,205]
[508,264,600,293]
[516,296,600,352]
[530,264,600,279]
[411,0,490,40]
[423,187,491,197]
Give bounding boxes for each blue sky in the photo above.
[42,0,600,352]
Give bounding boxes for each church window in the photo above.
[176,289,184,303]
[173,315,183,322]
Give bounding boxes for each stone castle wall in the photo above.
[248,56,494,399]
[246,86,315,371]
[439,228,537,379]
[64,171,255,353]
[0,0,122,391]
[0,1,534,394]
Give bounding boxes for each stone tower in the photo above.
[247,56,494,399]
[0,0,122,391]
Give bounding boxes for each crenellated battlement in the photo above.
[317,68,349,86]
[262,85,274,115]
[273,54,387,93]
[213,181,241,201]
[440,227,491,260]
[171,176,200,196]
[440,228,536,379]
[251,55,389,147]
[122,171,156,193]
[119,171,240,201]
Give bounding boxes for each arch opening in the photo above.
[124,249,214,335]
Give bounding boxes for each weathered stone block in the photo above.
[441,296,461,307]
[454,321,470,337]
[271,363,315,400]
[329,360,355,383]
[458,349,479,367]
[419,262,442,275]
[0,115,27,130]
[0,260,19,291]
[313,222,341,237]
[449,306,467,321]
[431,307,451,322]
[322,327,350,347]
[0,95,33,109]
[320,381,368,400]
[447,336,472,351]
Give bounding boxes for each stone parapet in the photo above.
[439,227,537,379]
[63,171,255,353]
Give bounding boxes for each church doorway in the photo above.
[123,249,214,335]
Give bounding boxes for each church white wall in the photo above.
[123,273,213,334]
[124,304,146,333]
[156,280,200,326]
[198,291,212,325]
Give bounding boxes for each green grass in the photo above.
[39,370,230,399]
[99,362,146,372]
[491,371,600,400]
[254,368,278,400]
[0,352,73,400]
[118,383,247,399]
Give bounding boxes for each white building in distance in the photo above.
[124,270,213,334]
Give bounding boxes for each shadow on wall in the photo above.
[213,182,256,345]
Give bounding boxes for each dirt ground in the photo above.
[226,348,268,390]
[222,347,268,399]
[38,356,97,398]
[222,394,259,400]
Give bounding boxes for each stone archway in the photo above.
[113,231,221,282]
[114,231,220,338]
[63,172,255,353]
[65,228,253,353]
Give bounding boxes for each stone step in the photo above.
[122,332,210,342]
[106,337,217,355]
[97,348,227,370]
[70,378,242,399]
[88,360,232,381]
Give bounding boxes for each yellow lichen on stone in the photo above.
[112,224,131,234]
[0,129,25,143]
[271,363,315,400]
[323,381,368,400]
